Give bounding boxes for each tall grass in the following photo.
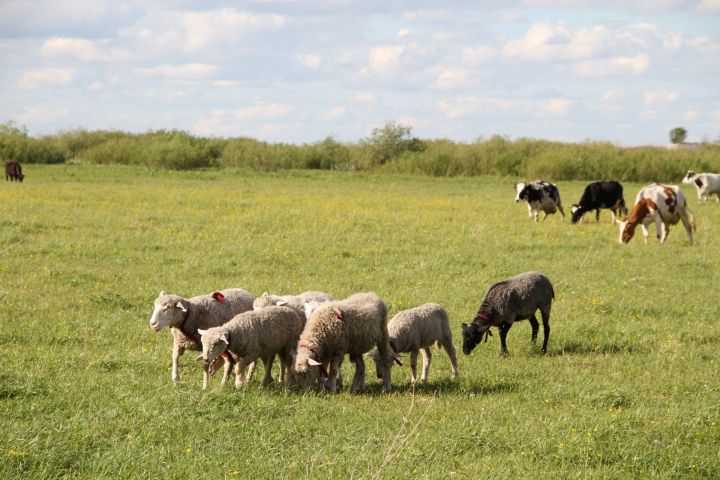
[2,121,719,182]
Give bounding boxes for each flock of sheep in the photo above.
[149,271,554,393]
[147,169,719,393]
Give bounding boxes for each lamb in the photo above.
[367,303,458,384]
[198,306,304,388]
[148,288,255,389]
[461,272,554,356]
[254,290,334,318]
[293,292,392,394]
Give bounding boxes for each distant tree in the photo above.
[669,127,687,144]
[362,121,425,165]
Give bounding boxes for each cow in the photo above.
[619,184,695,245]
[570,181,628,224]
[5,161,24,182]
[682,171,720,202]
[515,180,565,221]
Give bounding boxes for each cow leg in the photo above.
[499,323,512,356]
[653,213,666,244]
[529,314,539,344]
[680,210,694,244]
[641,217,652,244]
[540,308,551,353]
[595,209,600,223]
[610,209,617,224]
[527,204,534,220]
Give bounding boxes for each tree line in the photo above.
[2,120,719,182]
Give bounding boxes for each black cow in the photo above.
[5,161,24,182]
[570,181,627,224]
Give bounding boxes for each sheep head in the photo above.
[197,328,229,366]
[461,322,490,355]
[149,291,188,331]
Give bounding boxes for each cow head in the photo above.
[618,220,636,243]
[570,204,584,224]
[682,171,696,184]
[515,182,527,202]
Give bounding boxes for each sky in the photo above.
[1,1,719,146]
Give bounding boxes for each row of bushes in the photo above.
[2,121,719,182]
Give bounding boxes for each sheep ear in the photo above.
[159,290,167,296]
[220,333,229,344]
[461,322,469,332]
[277,300,288,306]
[176,301,187,312]
[194,354,203,361]
[198,329,208,336]
[307,357,322,366]
[261,292,269,298]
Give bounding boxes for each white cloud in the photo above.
[462,45,495,64]
[696,0,720,13]
[546,98,572,116]
[323,106,346,120]
[437,97,529,119]
[212,80,237,87]
[296,54,321,69]
[87,81,103,92]
[644,91,679,105]
[18,68,74,89]
[433,68,471,90]
[42,37,100,61]
[502,22,610,62]
[397,28,411,39]
[16,106,70,124]
[368,45,406,72]
[194,101,293,137]
[683,109,699,120]
[135,63,218,80]
[571,54,649,77]
[355,91,377,104]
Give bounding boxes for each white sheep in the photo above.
[148,288,254,389]
[367,303,458,384]
[254,291,334,318]
[294,292,392,394]
[198,306,304,388]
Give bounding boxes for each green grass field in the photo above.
[1,165,719,478]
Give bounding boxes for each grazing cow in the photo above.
[515,180,565,221]
[682,171,720,202]
[619,184,695,245]
[571,181,628,224]
[5,161,24,182]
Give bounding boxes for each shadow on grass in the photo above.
[546,340,645,356]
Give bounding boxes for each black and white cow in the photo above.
[682,171,720,202]
[515,180,565,221]
[570,181,628,224]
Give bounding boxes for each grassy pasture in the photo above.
[1,165,719,479]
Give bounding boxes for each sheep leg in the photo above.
[350,355,366,393]
[499,323,512,356]
[171,342,184,385]
[234,357,255,389]
[202,362,210,390]
[261,354,275,387]
[326,356,343,394]
[376,339,393,393]
[409,350,419,384]
[541,308,551,353]
[529,314,539,345]
[420,348,432,383]
[244,360,257,383]
[442,336,459,380]
[221,356,233,386]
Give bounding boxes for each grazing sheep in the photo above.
[367,303,458,384]
[254,291,334,318]
[198,306,304,388]
[148,288,254,389]
[294,292,392,394]
[461,272,554,356]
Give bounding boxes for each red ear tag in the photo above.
[212,292,225,302]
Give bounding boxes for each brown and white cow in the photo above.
[619,184,695,245]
